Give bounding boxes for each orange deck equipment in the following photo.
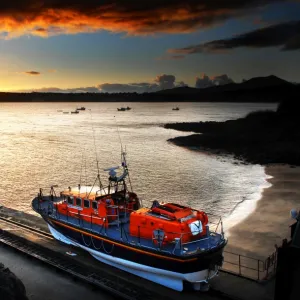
[129,203,208,244]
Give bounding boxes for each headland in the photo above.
[164,99,300,258]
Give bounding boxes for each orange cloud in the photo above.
[0,1,288,38]
[23,71,41,75]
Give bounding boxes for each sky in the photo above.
[0,1,300,93]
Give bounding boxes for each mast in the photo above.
[121,149,133,192]
[89,109,104,192]
[115,116,133,192]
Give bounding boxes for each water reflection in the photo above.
[0,102,276,229]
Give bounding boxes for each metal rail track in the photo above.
[0,218,158,300]
[0,216,240,300]
[0,216,53,239]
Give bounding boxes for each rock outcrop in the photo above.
[0,263,28,300]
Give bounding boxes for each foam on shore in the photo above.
[223,171,273,236]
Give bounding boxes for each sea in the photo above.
[0,101,276,232]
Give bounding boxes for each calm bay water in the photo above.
[0,102,276,230]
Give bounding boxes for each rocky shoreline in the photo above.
[165,101,300,166]
[0,207,36,300]
[0,263,28,300]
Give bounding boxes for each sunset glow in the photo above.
[0,1,300,92]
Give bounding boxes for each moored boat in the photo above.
[117,107,131,111]
[76,107,86,111]
[32,152,227,291]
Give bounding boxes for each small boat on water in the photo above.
[117,107,131,111]
[32,152,226,291]
[172,107,180,111]
[71,110,79,114]
[76,107,86,111]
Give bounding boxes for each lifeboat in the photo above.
[32,151,227,292]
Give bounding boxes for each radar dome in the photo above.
[290,209,298,219]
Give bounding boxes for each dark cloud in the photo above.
[69,87,100,93]
[24,71,41,75]
[21,74,187,93]
[0,0,290,38]
[34,87,63,92]
[98,83,159,93]
[177,81,188,87]
[155,74,176,90]
[169,20,300,54]
[98,75,187,92]
[24,86,100,93]
[195,74,234,88]
[211,74,234,85]
[195,74,214,88]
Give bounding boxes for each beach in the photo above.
[226,164,300,258]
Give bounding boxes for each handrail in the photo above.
[49,203,278,281]
[221,248,278,281]
[50,202,225,253]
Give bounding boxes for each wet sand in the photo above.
[227,164,300,259]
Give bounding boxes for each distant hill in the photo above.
[236,75,292,89]
[155,86,199,95]
[156,75,292,95]
[0,75,298,102]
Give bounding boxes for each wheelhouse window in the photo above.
[92,201,98,210]
[84,199,90,208]
[76,197,82,207]
[67,196,74,205]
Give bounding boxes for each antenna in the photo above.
[114,116,133,191]
[114,116,124,153]
[79,149,84,187]
[89,109,104,191]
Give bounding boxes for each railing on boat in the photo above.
[35,195,278,282]
[37,198,226,255]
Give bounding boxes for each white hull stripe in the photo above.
[48,224,218,291]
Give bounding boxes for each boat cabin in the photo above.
[55,185,140,227]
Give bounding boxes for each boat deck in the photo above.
[33,196,225,256]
